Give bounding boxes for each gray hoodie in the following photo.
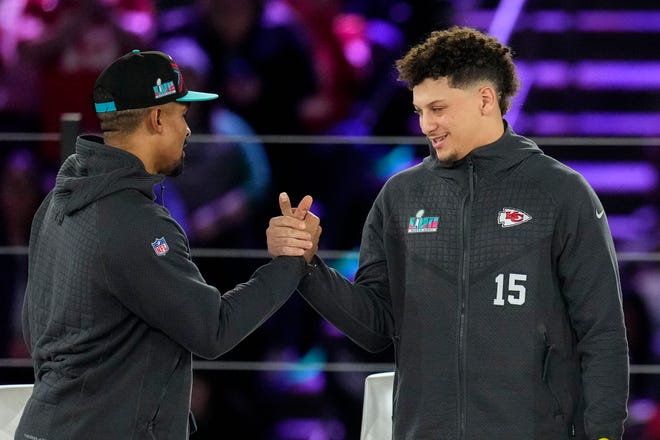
[298,123,628,439]
[17,135,306,439]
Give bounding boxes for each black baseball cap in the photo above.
[93,49,218,113]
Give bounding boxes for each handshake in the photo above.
[266,192,322,263]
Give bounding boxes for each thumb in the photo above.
[293,195,313,220]
[279,192,294,216]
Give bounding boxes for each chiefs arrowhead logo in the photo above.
[497,208,532,228]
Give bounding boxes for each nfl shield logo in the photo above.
[151,237,170,256]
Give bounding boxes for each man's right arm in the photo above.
[100,194,309,359]
[268,192,393,352]
[297,258,394,353]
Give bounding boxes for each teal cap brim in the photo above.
[176,90,219,102]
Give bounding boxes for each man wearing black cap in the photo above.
[16,50,320,439]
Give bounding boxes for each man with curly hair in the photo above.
[268,26,628,439]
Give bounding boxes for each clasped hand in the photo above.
[266,192,322,263]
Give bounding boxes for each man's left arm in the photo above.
[555,175,629,440]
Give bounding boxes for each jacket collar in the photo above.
[422,120,542,181]
[52,135,163,222]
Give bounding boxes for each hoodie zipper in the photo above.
[457,159,474,440]
[147,353,183,439]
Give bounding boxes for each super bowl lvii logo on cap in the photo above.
[153,61,184,99]
[153,78,177,100]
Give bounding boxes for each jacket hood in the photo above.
[52,135,163,223]
[422,120,542,177]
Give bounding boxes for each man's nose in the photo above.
[419,113,437,135]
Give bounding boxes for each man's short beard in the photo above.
[436,151,460,166]
[168,155,184,177]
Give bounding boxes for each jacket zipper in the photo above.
[147,353,183,438]
[542,330,564,419]
[458,159,474,440]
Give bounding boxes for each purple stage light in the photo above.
[531,61,660,90]
[575,11,660,32]
[457,10,660,33]
[520,112,660,136]
[606,210,659,246]
[488,0,527,44]
[273,418,346,440]
[562,161,658,194]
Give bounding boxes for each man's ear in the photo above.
[148,107,163,132]
[479,85,498,115]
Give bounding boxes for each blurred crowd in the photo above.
[0,1,451,438]
[0,0,453,246]
[1,0,659,438]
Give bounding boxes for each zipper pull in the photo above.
[467,158,475,202]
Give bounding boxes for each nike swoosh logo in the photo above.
[596,209,605,219]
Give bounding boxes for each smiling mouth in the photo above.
[429,134,448,147]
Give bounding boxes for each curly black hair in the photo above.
[395,26,520,114]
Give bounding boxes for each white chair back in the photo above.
[360,372,394,440]
[0,384,33,440]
